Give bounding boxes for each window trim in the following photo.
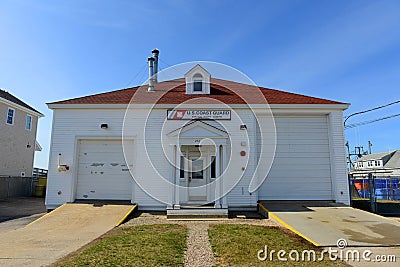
[6,107,15,125]
[25,115,32,131]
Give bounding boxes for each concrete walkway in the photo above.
[260,201,400,247]
[0,202,135,267]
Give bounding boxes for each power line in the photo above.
[345,113,400,129]
[123,56,172,88]
[124,62,148,88]
[158,57,172,71]
[344,100,400,126]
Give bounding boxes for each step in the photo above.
[167,208,229,220]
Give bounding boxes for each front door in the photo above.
[188,153,207,201]
[180,145,216,204]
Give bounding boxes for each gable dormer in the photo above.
[185,64,211,94]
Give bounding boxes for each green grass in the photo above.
[209,224,348,266]
[58,224,187,267]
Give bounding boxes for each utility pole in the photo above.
[354,146,364,158]
[345,143,369,170]
[368,141,372,154]
[345,142,352,170]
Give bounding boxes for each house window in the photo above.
[193,73,203,92]
[26,115,32,130]
[211,156,216,178]
[193,81,202,91]
[180,156,185,178]
[6,108,14,125]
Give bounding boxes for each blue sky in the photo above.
[1,0,399,168]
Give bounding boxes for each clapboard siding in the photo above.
[328,111,350,204]
[225,109,258,207]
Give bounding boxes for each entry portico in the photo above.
[167,121,229,209]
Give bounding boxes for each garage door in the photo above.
[76,140,133,200]
[258,116,332,200]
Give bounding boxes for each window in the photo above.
[25,115,32,130]
[6,108,14,125]
[193,81,202,91]
[191,159,204,179]
[180,156,185,178]
[193,73,203,92]
[211,156,216,178]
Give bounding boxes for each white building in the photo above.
[45,54,349,211]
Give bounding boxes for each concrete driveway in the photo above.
[0,197,46,223]
[260,201,400,247]
[0,197,47,233]
[0,202,136,267]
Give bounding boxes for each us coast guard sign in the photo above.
[167,109,231,120]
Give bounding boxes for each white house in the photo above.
[45,52,349,211]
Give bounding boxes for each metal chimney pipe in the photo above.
[152,48,159,83]
[148,56,155,92]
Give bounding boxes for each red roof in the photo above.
[48,78,345,105]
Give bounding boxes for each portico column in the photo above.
[214,145,221,208]
[221,144,228,208]
[174,144,180,209]
[168,145,175,209]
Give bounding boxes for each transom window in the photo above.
[6,108,14,125]
[26,115,32,130]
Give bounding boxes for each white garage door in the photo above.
[258,116,332,200]
[76,140,133,200]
